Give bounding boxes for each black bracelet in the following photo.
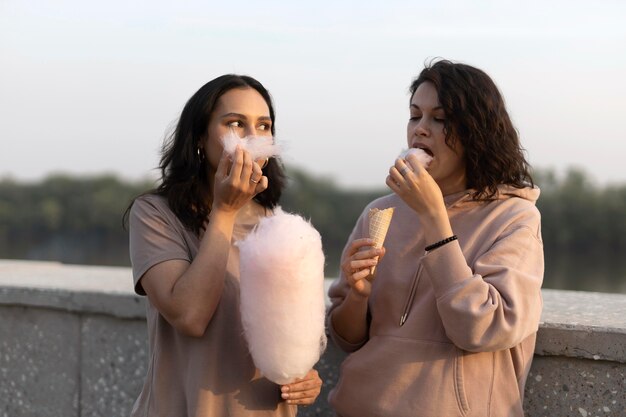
[424,235,458,252]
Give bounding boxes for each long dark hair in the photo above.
[410,59,534,199]
[126,74,286,233]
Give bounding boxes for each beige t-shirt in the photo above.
[128,194,296,417]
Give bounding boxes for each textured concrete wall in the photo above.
[525,356,624,417]
[0,305,148,417]
[0,261,146,417]
[1,305,80,417]
[1,260,625,417]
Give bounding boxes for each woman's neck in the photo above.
[438,177,468,197]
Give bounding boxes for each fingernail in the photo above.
[281,386,289,393]
[282,393,289,399]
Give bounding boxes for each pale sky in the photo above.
[1,0,625,188]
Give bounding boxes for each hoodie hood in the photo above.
[494,184,540,203]
[444,185,540,210]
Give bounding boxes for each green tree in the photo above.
[1,167,625,293]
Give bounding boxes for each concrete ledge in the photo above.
[1,259,625,417]
[538,289,626,363]
[0,260,145,318]
[2,261,623,362]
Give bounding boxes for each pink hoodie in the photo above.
[328,186,544,417]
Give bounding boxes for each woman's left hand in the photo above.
[386,154,456,243]
[280,369,322,406]
[386,154,445,218]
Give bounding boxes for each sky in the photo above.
[1,0,625,189]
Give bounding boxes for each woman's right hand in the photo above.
[212,145,268,214]
[341,238,385,298]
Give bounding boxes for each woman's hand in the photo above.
[212,146,268,214]
[386,154,454,244]
[386,154,445,217]
[341,238,385,298]
[280,369,322,406]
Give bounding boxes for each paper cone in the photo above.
[368,207,394,275]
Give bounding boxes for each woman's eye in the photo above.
[228,121,243,128]
[258,124,270,131]
[434,118,445,123]
[409,116,422,121]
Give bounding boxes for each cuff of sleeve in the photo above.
[327,311,368,353]
[422,240,474,298]
[133,253,190,295]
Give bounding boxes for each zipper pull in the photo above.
[400,313,408,327]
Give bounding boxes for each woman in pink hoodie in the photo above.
[328,60,544,417]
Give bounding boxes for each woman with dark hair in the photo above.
[127,74,321,416]
[327,60,544,417]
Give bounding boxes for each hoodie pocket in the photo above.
[454,348,470,415]
[330,335,471,417]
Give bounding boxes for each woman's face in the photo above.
[407,81,467,195]
[203,87,273,172]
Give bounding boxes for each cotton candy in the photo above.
[221,131,282,160]
[399,148,433,168]
[237,208,327,384]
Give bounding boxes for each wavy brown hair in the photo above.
[410,59,534,199]
[125,75,286,234]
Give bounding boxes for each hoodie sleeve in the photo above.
[422,209,544,352]
[326,207,370,353]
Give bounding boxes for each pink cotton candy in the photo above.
[237,208,327,384]
[221,131,282,160]
[399,148,433,168]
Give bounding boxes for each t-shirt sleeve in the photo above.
[128,196,192,295]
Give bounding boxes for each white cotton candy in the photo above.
[221,131,282,160]
[237,208,327,385]
[399,148,433,168]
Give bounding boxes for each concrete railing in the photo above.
[0,260,624,416]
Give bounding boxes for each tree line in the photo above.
[1,167,624,292]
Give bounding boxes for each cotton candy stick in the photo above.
[237,208,327,384]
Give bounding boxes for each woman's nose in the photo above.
[414,120,429,137]
[243,125,256,137]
